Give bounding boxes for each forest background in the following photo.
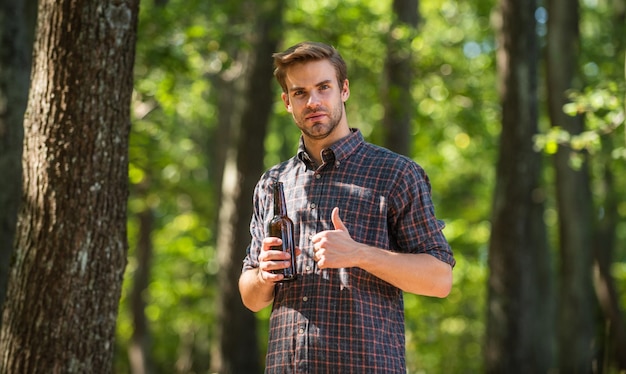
[0,0,625,373]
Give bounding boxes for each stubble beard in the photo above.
[297,102,345,141]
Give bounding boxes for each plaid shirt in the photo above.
[243,129,455,373]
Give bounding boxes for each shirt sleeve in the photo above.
[389,161,456,268]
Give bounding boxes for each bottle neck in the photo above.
[273,181,287,217]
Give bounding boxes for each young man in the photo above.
[239,41,455,373]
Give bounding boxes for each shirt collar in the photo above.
[297,128,364,167]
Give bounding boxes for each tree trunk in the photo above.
[546,1,598,371]
[128,208,155,374]
[593,138,626,370]
[591,2,626,370]
[485,0,553,372]
[214,1,285,373]
[0,0,37,323]
[208,52,247,219]
[0,0,139,372]
[208,3,253,372]
[382,0,419,156]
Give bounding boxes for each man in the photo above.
[239,41,455,373]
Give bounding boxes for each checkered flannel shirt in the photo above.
[243,129,455,373]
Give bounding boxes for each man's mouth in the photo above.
[306,112,326,121]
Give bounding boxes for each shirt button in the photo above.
[303,296,308,302]
[305,265,312,271]
[315,173,321,179]
[335,161,341,167]
[310,203,316,209]
[298,328,305,334]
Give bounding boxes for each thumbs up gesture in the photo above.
[311,207,363,269]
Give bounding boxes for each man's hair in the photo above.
[272,41,348,94]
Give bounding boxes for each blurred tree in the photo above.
[382,0,419,155]
[0,0,37,325]
[128,200,155,374]
[215,1,286,372]
[485,0,553,372]
[546,0,597,371]
[208,3,254,222]
[593,127,626,370]
[590,1,626,368]
[0,0,139,371]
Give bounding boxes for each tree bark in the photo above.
[0,0,139,372]
[0,0,37,324]
[485,0,553,372]
[382,0,419,156]
[546,1,597,371]
[214,1,285,373]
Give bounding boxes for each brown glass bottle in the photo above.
[268,181,298,282]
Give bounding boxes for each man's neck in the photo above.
[303,127,351,166]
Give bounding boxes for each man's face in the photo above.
[281,59,350,141]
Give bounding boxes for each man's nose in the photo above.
[307,92,321,108]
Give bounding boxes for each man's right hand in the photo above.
[239,238,300,312]
[257,237,299,284]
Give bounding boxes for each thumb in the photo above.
[331,207,348,232]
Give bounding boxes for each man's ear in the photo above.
[281,92,292,112]
[341,79,350,102]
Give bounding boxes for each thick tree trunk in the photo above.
[485,0,553,372]
[382,0,419,156]
[546,1,597,371]
[0,0,138,372]
[214,1,285,373]
[0,0,37,323]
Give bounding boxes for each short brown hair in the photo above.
[272,41,348,94]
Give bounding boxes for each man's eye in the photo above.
[293,91,304,96]
[320,85,330,90]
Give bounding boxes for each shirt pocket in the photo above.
[340,184,388,247]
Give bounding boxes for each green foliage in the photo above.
[405,253,487,373]
[534,0,625,164]
[535,82,625,159]
[115,0,227,371]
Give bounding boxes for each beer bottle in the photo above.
[268,181,298,282]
